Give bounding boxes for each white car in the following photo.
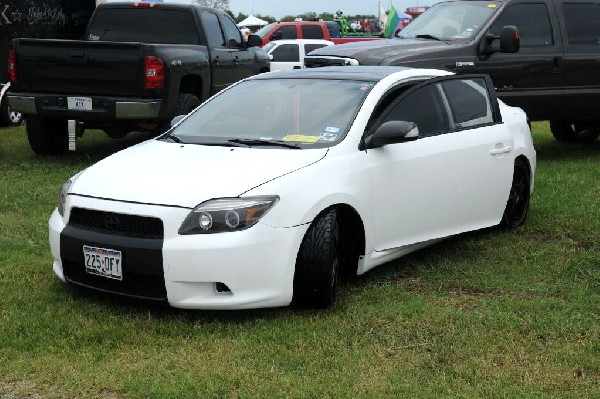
[262,39,334,71]
[50,67,536,310]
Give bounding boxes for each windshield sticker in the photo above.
[282,134,319,143]
[259,136,274,140]
[319,132,338,142]
[324,126,341,133]
[488,4,497,7]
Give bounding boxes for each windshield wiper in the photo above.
[160,133,184,143]
[415,34,443,41]
[227,138,302,149]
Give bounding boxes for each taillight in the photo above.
[8,48,16,83]
[130,2,159,8]
[144,56,164,90]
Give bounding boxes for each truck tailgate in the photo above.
[12,38,147,97]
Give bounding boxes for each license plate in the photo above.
[83,245,123,280]
[67,96,92,111]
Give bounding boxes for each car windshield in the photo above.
[168,78,374,148]
[256,23,277,38]
[399,1,499,41]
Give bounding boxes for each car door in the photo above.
[269,43,301,71]
[220,15,255,81]
[363,75,514,251]
[200,11,233,93]
[475,1,564,120]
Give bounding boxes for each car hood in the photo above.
[308,38,452,64]
[71,140,327,208]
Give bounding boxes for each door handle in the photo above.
[490,146,512,155]
[233,57,240,64]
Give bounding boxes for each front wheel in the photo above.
[26,115,68,155]
[293,209,339,309]
[549,120,600,143]
[501,158,531,228]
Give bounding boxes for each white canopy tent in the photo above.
[237,15,268,27]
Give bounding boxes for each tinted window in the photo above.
[89,9,198,44]
[302,25,324,39]
[201,12,225,48]
[276,25,297,40]
[440,78,493,128]
[563,3,600,44]
[490,4,553,46]
[221,15,243,47]
[304,44,328,54]
[271,44,300,62]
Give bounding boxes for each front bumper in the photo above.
[7,94,161,120]
[49,196,308,309]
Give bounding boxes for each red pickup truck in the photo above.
[255,21,383,47]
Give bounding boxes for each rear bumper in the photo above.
[7,93,162,120]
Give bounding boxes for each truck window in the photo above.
[271,44,300,62]
[88,9,199,44]
[489,3,553,46]
[302,25,325,39]
[563,3,600,44]
[304,44,328,54]
[221,15,243,48]
[276,26,297,40]
[201,12,225,48]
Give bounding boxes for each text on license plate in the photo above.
[67,96,92,111]
[83,245,123,280]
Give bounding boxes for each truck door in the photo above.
[476,1,564,120]
[200,11,234,93]
[220,15,256,81]
[557,1,600,120]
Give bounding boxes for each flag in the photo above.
[379,3,388,32]
[384,5,400,38]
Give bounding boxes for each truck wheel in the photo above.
[176,93,200,115]
[26,115,68,155]
[293,208,340,309]
[1,98,24,126]
[549,120,600,143]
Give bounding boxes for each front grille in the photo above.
[69,207,164,239]
[62,260,167,300]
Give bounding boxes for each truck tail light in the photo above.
[8,48,16,83]
[130,2,159,8]
[144,56,164,90]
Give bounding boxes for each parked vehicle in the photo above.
[0,0,96,126]
[7,1,269,155]
[305,0,600,143]
[263,39,334,71]
[49,66,535,310]
[255,21,383,47]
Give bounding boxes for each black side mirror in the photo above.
[360,121,419,150]
[480,25,520,55]
[246,34,262,48]
[270,31,282,41]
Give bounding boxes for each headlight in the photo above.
[58,171,84,216]
[179,196,279,235]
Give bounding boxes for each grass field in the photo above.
[0,122,598,398]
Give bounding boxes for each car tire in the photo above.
[549,120,600,143]
[176,93,200,115]
[293,208,339,309]
[501,158,531,228]
[1,99,24,126]
[26,115,68,155]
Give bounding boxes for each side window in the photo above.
[304,44,328,54]
[302,25,324,39]
[379,83,450,137]
[201,12,225,48]
[563,3,600,45]
[490,3,553,46]
[439,78,494,129]
[221,15,243,48]
[276,25,297,40]
[271,44,300,62]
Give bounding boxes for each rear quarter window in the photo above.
[563,3,600,44]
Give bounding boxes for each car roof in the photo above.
[251,66,424,82]
[266,39,334,45]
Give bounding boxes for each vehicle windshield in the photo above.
[399,1,499,41]
[167,78,374,148]
[256,23,277,38]
[262,41,276,53]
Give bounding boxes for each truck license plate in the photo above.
[83,245,123,280]
[67,96,92,111]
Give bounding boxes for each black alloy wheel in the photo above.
[501,158,531,228]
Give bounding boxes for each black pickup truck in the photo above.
[305,0,600,143]
[7,2,270,155]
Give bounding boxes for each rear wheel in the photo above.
[549,120,600,143]
[26,115,68,155]
[293,209,339,309]
[501,158,531,228]
[154,93,200,135]
[1,99,24,126]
